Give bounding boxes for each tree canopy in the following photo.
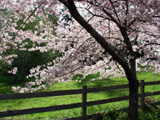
[0,1,160,119]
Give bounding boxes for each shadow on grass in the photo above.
[72,74,129,98]
[75,78,114,88]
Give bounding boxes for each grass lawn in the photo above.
[0,71,160,120]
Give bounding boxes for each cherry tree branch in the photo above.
[108,0,121,24]
[125,0,129,26]
[87,9,112,21]
[119,27,136,57]
[59,0,131,72]
[141,43,160,48]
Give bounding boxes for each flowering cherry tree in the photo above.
[0,0,160,119]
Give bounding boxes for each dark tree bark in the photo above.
[127,59,139,120]
[129,79,139,120]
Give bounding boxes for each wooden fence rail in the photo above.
[0,80,160,119]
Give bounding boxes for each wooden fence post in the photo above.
[140,80,145,110]
[82,85,87,120]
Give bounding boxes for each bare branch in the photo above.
[87,9,112,21]
[108,0,121,24]
[104,37,123,42]
[102,8,121,28]
[125,0,129,26]
[142,43,160,47]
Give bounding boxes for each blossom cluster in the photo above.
[0,0,159,92]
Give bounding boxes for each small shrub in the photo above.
[139,108,160,120]
[145,96,155,104]
[100,106,160,120]
[99,109,128,120]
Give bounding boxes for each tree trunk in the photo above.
[121,58,139,120]
[129,79,139,120]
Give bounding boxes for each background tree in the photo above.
[0,6,60,83]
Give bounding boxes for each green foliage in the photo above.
[0,61,11,75]
[137,64,154,71]
[0,11,60,83]
[16,16,39,32]
[11,50,60,82]
[48,14,58,35]
[0,9,11,29]
[139,110,160,120]
[71,74,84,81]
[102,110,127,120]
[84,72,100,80]
[100,106,160,120]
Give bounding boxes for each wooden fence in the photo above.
[0,80,160,120]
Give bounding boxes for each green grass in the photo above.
[0,71,160,120]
